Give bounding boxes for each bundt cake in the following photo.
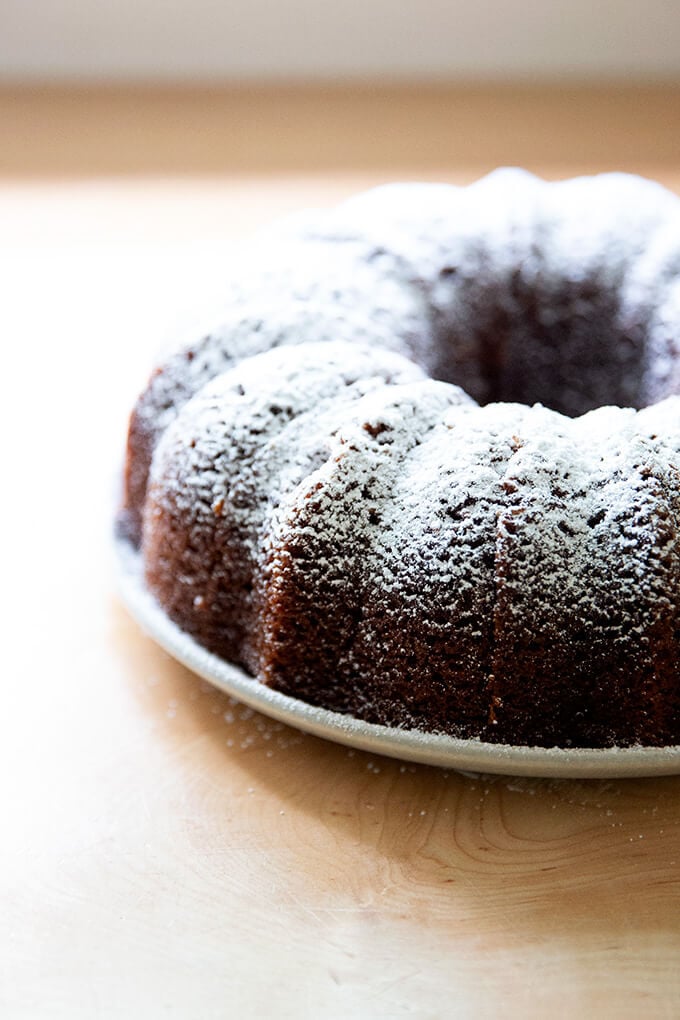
[118,168,680,749]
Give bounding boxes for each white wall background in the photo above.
[2,0,680,82]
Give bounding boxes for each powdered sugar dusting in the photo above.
[127,169,680,747]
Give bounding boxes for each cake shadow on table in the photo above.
[118,168,680,752]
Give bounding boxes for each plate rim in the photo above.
[114,536,680,779]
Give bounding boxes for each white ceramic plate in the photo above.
[114,537,680,779]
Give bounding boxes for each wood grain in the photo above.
[2,87,680,1018]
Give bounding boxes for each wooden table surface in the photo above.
[3,86,680,1018]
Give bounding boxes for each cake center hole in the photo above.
[433,289,648,417]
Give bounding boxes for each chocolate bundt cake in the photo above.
[119,169,680,748]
